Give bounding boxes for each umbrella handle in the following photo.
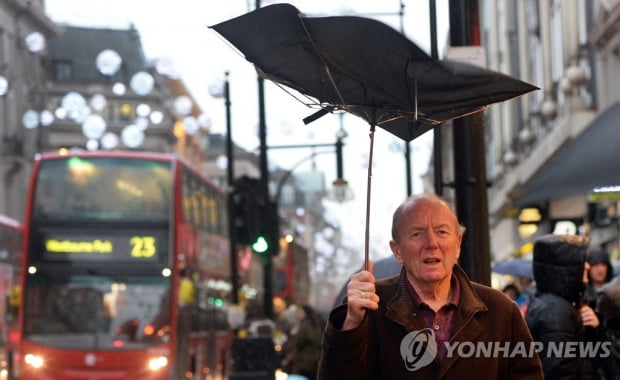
[364,125,376,271]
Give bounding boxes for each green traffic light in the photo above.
[252,236,269,253]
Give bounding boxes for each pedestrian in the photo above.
[273,296,294,337]
[518,279,537,316]
[584,248,614,378]
[502,283,527,306]
[597,276,620,379]
[178,268,195,307]
[584,248,614,308]
[239,299,276,338]
[280,304,323,380]
[524,234,602,379]
[317,193,543,379]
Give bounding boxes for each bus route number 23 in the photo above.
[130,236,157,258]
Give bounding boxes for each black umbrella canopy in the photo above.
[211,3,538,269]
[210,3,538,141]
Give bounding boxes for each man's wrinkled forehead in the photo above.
[404,198,457,225]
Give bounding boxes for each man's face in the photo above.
[590,262,609,284]
[390,198,462,286]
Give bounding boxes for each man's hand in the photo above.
[342,259,380,331]
[580,304,600,328]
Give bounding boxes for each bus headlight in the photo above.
[147,356,168,371]
[24,353,44,369]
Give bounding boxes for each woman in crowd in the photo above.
[281,304,324,380]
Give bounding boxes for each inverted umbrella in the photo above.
[210,3,538,268]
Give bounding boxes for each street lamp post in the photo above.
[448,0,491,285]
[223,72,241,304]
[255,0,273,318]
[430,0,444,196]
[210,72,240,304]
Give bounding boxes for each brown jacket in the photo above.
[318,265,543,379]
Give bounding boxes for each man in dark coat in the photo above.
[318,193,543,379]
[525,234,603,379]
[584,248,614,379]
[598,276,620,379]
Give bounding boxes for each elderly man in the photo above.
[318,193,543,379]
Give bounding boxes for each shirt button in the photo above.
[434,325,440,330]
[412,313,417,317]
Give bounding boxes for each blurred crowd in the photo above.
[232,297,324,380]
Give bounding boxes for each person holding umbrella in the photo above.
[318,193,543,379]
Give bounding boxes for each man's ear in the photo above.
[390,240,403,264]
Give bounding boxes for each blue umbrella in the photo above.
[492,258,533,279]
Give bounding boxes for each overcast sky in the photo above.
[45,0,450,262]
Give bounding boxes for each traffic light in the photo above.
[251,236,269,254]
[250,199,279,255]
[231,176,279,255]
[231,176,261,245]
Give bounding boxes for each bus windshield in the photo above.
[32,157,172,222]
[23,274,171,350]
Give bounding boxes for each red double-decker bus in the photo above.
[0,215,22,379]
[18,151,233,380]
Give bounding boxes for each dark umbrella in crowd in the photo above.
[210,3,538,269]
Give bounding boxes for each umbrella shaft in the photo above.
[365,126,376,271]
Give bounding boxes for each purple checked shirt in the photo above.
[406,274,460,361]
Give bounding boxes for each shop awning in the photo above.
[516,102,620,207]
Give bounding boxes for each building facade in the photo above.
[424,0,620,266]
[0,0,61,220]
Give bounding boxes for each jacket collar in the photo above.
[384,264,487,334]
[381,265,494,375]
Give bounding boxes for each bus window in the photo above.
[190,284,230,333]
[32,158,171,221]
[23,274,172,349]
[205,188,218,232]
[182,173,193,223]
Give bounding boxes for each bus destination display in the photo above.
[33,229,167,262]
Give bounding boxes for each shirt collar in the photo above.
[406,272,460,308]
